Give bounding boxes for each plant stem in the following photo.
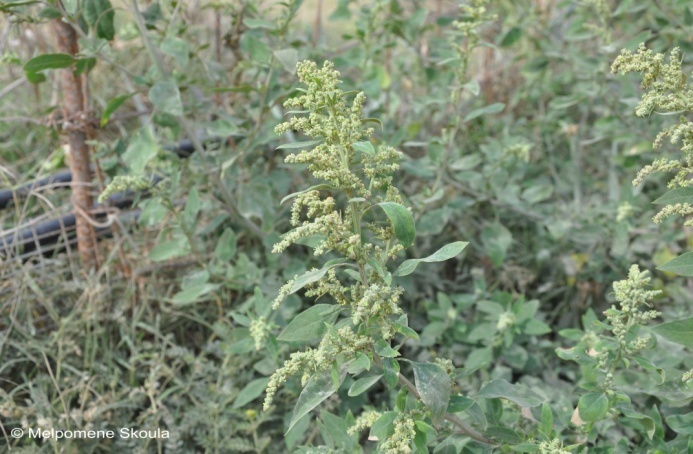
[370,349,494,445]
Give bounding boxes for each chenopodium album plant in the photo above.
[611,44,693,379]
[263,60,488,450]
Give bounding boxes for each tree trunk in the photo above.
[52,19,99,270]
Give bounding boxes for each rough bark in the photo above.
[52,19,98,270]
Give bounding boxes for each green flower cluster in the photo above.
[452,0,497,44]
[597,265,661,388]
[265,61,410,411]
[98,175,160,203]
[381,412,416,453]
[449,0,496,101]
[348,410,382,436]
[249,316,269,351]
[263,326,372,410]
[612,44,693,224]
[538,438,571,454]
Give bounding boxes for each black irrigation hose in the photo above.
[0,169,73,209]
[0,135,229,210]
[0,135,241,262]
[0,196,136,260]
[0,209,141,265]
[0,175,162,260]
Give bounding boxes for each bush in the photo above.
[0,0,691,452]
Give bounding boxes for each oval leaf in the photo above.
[463,103,505,122]
[411,362,451,426]
[377,202,416,248]
[149,79,183,116]
[652,317,693,348]
[374,339,399,358]
[658,252,693,276]
[288,259,348,295]
[348,374,383,397]
[24,53,75,72]
[276,139,324,150]
[352,141,375,155]
[171,283,219,305]
[577,393,608,422]
[477,378,543,408]
[277,304,342,342]
[394,241,468,277]
[232,377,270,408]
[83,0,115,39]
[287,365,347,433]
[280,184,335,205]
[652,188,693,205]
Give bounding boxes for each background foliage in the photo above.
[0,0,692,452]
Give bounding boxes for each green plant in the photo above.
[265,59,489,451]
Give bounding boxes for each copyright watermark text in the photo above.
[11,427,170,440]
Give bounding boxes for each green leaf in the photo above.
[171,283,219,305]
[377,202,416,248]
[486,426,522,444]
[243,18,275,29]
[352,141,375,155]
[361,117,384,130]
[540,402,553,435]
[619,407,655,440]
[0,1,41,12]
[273,48,298,72]
[277,304,342,342]
[39,6,62,19]
[434,434,472,453]
[394,241,468,277]
[348,374,383,396]
[652,187,693,205]
[161,37,190,68]
[369,411,397,441]
[243,35,270,63]
[658,252,693,276]
[374,339,399,358]
[287,365,347,433]
[24,53,75,73]
[577,393,608,422]
[665,413,693,435]
[477,378,543,408]
[500,27,522,47]
[149,79,183,116]
[447,396,475,413]
[101,93,134,126]
[123,126,158,174]
[183,187,201,229]
[320,411,356,451]
[463,103,505,122]
[288,259,348,295]
[74,58,96,76]
[523,319,552,335]
[280,184,335,205]
[25,71,46,84]
[148,237,189,262]
[83,0,115,40]
[348,352,371,374]
[393,322,419,340]
[276,139,324,150]
[481,222,512,267]
[214,228,237,261]
[232,377,270,408]
[522,185,553,204]
[652,317,693,348]
[411,362,451,425]
[383,357,399,389]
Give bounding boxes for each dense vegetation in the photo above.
[0,0,692,452]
